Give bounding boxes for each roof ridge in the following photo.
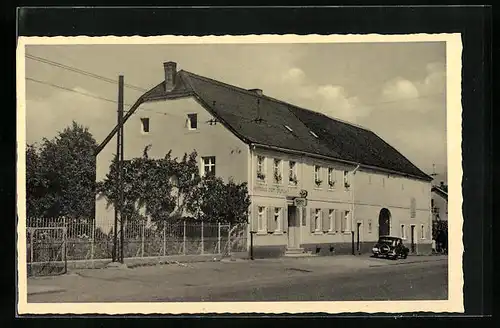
[181,69,372,133]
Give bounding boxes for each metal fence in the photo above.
[26,217,241,267]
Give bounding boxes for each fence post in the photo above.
[228,223,231,256]
[183,221,186,255]
[91,218,95,268]
[201,221,204,255]
[141,220,145,258]
[217,222,221,254]
[163,220,166,257]
[29,228,33,264]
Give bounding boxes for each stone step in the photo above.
[285,248,305,254]
[284,251,318,258]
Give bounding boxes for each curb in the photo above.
[28,286,66,296]
[369,258,447,267]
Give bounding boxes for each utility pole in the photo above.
[113,75,125,263]
[118,75,125,264]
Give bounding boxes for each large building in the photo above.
[95,61,434,257]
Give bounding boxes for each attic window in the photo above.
[284,125,293,132]
[187,113,198,130]
[140,117,150,133]
[310,131,319,138]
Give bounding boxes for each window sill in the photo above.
[273,231,284,235]
[327,231,336,235]
[256,232,268,236]
[288,184,298,188]
[313,187,323,191]
[312,231,323,235]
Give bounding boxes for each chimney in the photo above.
[163,61,177,92]
[249,88,263,96]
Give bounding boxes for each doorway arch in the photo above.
[378,208,391,237]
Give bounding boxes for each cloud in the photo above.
[273,68,369,123]
[381,77,420,101]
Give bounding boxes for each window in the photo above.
[289,161,297,185]
[273,159,282,183]
[258,206,266,231]
[343,170,350,188]
[343,210,350,232]
[187,113,198,130]
[201,156,216,176]
[368,219,373,233]
[421,224,425,239]
[314,166,322,186]
[401,183,404,191]
[382,177,386,188]
[140,117,150,133]
[257,156,266,181]
[274,207,282,232]
[328,168,336,188]
[315,209,321,231]
[368,175,372,184]
[401,224,406,239]
[328,209,335,232]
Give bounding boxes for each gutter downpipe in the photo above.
[351,164,361,255]
[248,144,255,259]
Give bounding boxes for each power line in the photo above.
[25,53,148,92]
[25,76,185,120]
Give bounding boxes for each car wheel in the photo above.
[373,253,378,258]
[402,253,408,259]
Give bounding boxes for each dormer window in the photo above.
[140,117,150,133]
[187,113,198,130]
[284,125,293,132]
[310,131,319,138]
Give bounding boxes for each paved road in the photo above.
[154,260,448,302]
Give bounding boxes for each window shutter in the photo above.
[322,209,330,232]
[251,203,258,232]
[310,208,316,232]
[267,207,274,232]
[340,210,346,232]
[334,210,341,232]
[282,207,288,232]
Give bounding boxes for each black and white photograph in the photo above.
[16,34,463,314]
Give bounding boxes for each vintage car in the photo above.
[372,236,409,259]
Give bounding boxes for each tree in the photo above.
[26,121,97,219]
[188,175,251,224]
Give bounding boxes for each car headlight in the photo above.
[372,247,378,252]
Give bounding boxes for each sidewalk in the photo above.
[27,255,447,302]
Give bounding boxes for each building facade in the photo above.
[95,61,434,257]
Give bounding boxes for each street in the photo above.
[162,261,448,302]
[27,255,448,303]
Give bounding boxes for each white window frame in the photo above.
[315,209,321,232]
[201,156,216,176]
[314,165,322,186]
[343,170,350,189]
[257,155,266,181]
[328,168,336,188]
[274,207,282,232]
[257,206,266,232]
[187,113,198,130]
[328,209,335,232]
[140,117,150,134]
[288,161,298,185]
[401,224,406,239]
[343,210,350,232]
[273,158,283,184]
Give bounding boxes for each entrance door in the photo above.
[378,208,391,237]
[410,225,416,253]
[356,222,362,252]
[287,205,300,248]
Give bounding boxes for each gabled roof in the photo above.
[431,186,448,201]
[97,67,432,181]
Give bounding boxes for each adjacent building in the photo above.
[95,61,434,257]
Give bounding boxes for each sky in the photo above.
[24,42,448,183]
